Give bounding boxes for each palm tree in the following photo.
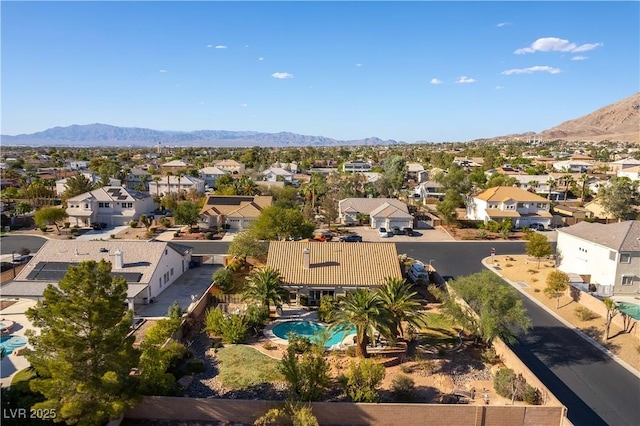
[377,277,427,340]
[165,172,173,195]
[561,174,574,201]
[578,173,589,201]
[328,289,391,358]
[152,176,161,200]
[546,177,556,200]
[242,267,288,314]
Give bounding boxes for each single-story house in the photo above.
[556,220,640,297]
[338,198,414,229]
[199,195,273,230]
[262,167,295,183]
[266,241,402,305]
[1,240,193,311]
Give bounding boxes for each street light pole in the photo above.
[11,251,16,278]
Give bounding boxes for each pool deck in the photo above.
[0,298,37,388]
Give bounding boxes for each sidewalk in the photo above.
[483,258,640,379]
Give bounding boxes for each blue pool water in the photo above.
[272,320,355,347]
[617,302,640,320]
[0,335,28,357]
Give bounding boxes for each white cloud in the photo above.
[495,86,505,90]
[258,57,264,61]
[571,55,588,61]
[496,22,511,27]
[501,65,561,75]
[215,45,227,49]
[159,69,167,73]
[355,63,363,67]
[515,37,603,54]
[455,76,476,84]
[430,78,442,85]
[272,72,293,79]
[207,44,213,48]
[240,103,248,107]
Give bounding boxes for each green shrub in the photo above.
[481,347,498,364]
[391,374,416,402]
[299,294,309,306]
[574,306,598,321]
[317,295,338,323]
[523,385,541,405]
[204,307,225,336]
[287,333,312,354]
[185,359,205,375]
[343,359,385,403]
[204,232,214,240]
[400,364,413,374]
[220,314,247,344]
[212,268,234,293]
[245,305,269,331]
[494,368,534,402]
[130,221,138,228]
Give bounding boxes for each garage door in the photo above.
[388,220,412,229]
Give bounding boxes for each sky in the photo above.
[1,1,639,143]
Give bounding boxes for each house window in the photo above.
[621,276,634,286]
[609,251,616,261]
[537,203,546,208]
[170,268,174,276]
[620,253,631,263]
[84,203,89,208]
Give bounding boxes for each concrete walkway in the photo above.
[0,298,38,387]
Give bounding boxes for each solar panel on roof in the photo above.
[25,261,143,283]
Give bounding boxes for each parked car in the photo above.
[529,223,546,231]
[339,234,363,242]
[378,227,391,238]
[407,262,430,284]
[313,232,333,242]
[392,226,403,235]
[12,255,33,265]
[91,222,108,230]
[402,227,415,236]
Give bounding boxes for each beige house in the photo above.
[266,241,402,305]
[213,159,245,174]
[66,186,155,227]
[466,186,552,228]
[338,198,413,229]
[199,195,272,230]
[149,175,205,196]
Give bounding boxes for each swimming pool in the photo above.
[0,335,28,358]
[271,320,355,348]
[617,302,640,320]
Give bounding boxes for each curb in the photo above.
[483,258,640,380]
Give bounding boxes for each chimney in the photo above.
[303,248,310,270]
[115,249,124,269]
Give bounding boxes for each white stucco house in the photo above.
[466,186,552,228]
[343,160,372,173]
[617,165,640,181]
[199,166,230,188]
[552,160,593,173]
[262,167,295,183]
[338,198,414,229]
[556,221,640,297]
[66,186,155,227]
[1,240,193,311]
[149,175,205,196]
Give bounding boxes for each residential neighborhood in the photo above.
[1,137,639,426]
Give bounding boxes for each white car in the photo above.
[378,227,391,238]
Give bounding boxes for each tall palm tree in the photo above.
[546,177,556,200]
[377,277,427,340]
[561,174,575,201]
[242,267,288,313]
[152,176,161,201]
[328,289,391,358]
[578,173,589,201]
[165,171,173,195]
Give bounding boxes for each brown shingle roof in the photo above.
[266,241,402,287]
[475,186,549,203]
[558,220,640,252]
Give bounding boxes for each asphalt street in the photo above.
[3,236,638,425]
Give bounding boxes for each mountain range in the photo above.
[2,93,638,147]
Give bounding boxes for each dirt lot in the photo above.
[490,254,640,372]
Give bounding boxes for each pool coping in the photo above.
[263,318,356,351]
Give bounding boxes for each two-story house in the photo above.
[198,166,230,188]
[213,159,245,174]
[466,186,552,228]
[343,160,372,173]
[556,220,640,297]
[126,168,152,191]
[148,175,205,196]
[552,160,593,173]
[66,186,155,227]
[160,160,191,174]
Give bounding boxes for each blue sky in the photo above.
[2,1,639,143]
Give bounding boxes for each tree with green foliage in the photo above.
[34,206,68,231]
[342,359,385,402]
[320,195,340,225]
[544,270,570,309]
[242,267,288,313]
[603,298,619,341]
[279,343,330,401]
[62,173,95,202]
[203,307,248,343]
[254,403,319,426]
[598,177,639,222]
[227,230,269,259]
[25,260,139,426]
[138,214,153,231]
[302,172,328,210]
[329,289,392,358]
[251,206,315,240]
[440,270,531,344]
[173,201,200,231]
[212,268,234,292]
[525,233,553,268]
[15,201,32,216]
[377,277,426,340]
[382,155,407,195]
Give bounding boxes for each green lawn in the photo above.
[216,345,284,389]
[418,312,460,349]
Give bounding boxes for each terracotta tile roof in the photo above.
[558,220,640,252]
[474,186,549,203]
[266,241,402,287]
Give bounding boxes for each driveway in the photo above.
[134,264,221,318]
[335,225,455,242]
[74,225,130,241]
